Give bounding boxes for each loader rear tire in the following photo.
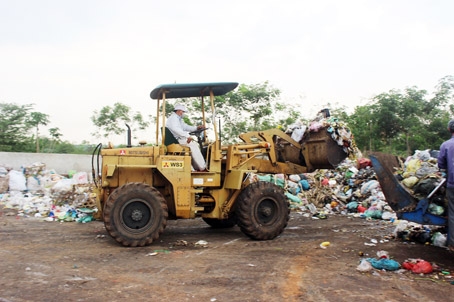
[103,182,168,247]
[236,181,290,240]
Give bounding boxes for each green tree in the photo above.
[53,141,78,154]
[344,104,375,154]
[397,87,428,155]
[91,102,150,141]
[348,75,454,156]
[431,75,454,111]
[276,105,304,130]
[171,82,296,143]
[215,82,288,142]
[48,127,63,152]
[27,111,50,153]
[370,90,403,153]
[49,127,62,142]
[424,76,454,149]
[0,103,34,152]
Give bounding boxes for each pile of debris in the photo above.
[395,150,446,215]
[285,108,360,157]
[0,162,97,222]
[249,152,448,248]
[248,158,389,218]
[257,111,449,249]
[280,110,384,217]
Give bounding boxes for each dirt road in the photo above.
[1,211,453,302]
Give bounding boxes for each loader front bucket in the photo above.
[369,152,417,212]
[304,129,348,170]
[369,152,447,226]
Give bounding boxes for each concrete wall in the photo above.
[0,152,92,175]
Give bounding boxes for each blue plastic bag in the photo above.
[366,258,400,271]
[299,179,310,191]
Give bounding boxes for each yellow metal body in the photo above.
[94,83,347,222]
[95,127,345,220]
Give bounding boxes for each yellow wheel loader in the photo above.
[91,82,348,246]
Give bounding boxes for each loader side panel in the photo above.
[102,160,156,187]
[100,146,160,194]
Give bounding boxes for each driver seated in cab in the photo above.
[166,104,206,171]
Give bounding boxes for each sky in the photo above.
[1,0,453,145]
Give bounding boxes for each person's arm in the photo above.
[181,121,199,143]
[438,144,447,170]
[181,121,197,132]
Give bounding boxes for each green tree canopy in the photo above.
[91,102,150,140]
[28,111,50,152]
[179,82,300,143]
[47,127,63,153]
[348,76,454,156]
[0,103,35,152]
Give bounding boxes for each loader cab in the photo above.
[150,82,239,165]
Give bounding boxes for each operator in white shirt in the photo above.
[166,104,207,171]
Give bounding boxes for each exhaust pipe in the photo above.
[125,124,132,148]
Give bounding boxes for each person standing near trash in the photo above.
[166,103,207,171]
[437,119,454,252]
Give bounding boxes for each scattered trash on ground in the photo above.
[355,250,453,284]
[319,241,331,249]
[402,258,434,274]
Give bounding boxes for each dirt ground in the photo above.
[0,209,453,302]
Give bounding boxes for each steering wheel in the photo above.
[189,127,208,149]
[189,127,208,135]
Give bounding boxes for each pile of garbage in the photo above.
[248,150,449,249]
[248,158,392,219]
[277,111,449,249]
[280,111,388,219]
[395,149,446,215]
[393,219,448,247]
[285,108,359,157]
[249,168,445,253]
[0,162,97,222]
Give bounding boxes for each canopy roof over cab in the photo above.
[150,82,238,99]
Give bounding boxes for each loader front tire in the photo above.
[103,182,168,247]
[236,181,290,240]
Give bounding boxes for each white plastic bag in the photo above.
[356,259,373,272]
[26,176,42,192]
[51,178,74,194]
[360,180,379,195]
[432,232,447,247]
[291,126,307,142]
[288,174,301,182]
[8,170,27,191]
[72,172,88,184]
